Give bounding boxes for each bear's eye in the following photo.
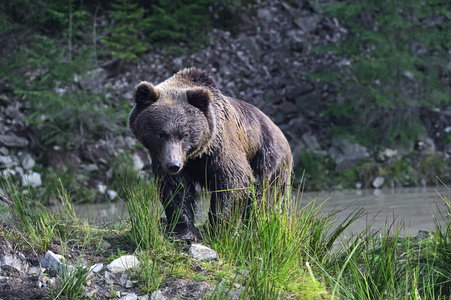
[157,133,165,139]
[182,132,189,140]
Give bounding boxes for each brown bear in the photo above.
[129,68,292,240]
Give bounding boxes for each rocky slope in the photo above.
[0,0,450,197]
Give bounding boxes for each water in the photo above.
[75,187,449,236]
[301,187,449,236]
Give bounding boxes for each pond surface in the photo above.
[301,187,449,236]
[75,187,450,236]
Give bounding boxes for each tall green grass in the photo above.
[3,172,451,299]
[319,184,451,299]
[199,182,361,299]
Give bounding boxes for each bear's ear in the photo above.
[135,82,159,106]
[186,88,211,112]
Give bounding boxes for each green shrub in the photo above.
[312,0,450,148]
[103,0,216,59]
[102,0,150,62]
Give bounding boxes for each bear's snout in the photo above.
[166,161,182,174]
[162,141,184,174]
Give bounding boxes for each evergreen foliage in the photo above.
[146,0,214,44]
[102,0,150,62]
[0,0,239,149]
[102,0,215,59]
[314,0,450,147]
[2,1,124,148]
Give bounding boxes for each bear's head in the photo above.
[129,81,216,175]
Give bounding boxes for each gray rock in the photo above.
[302,133,320,149]
[0,134,28,148]
[189,244,217,261]
[15,166,24,177]
[28,266,43,275]
[21,171,42,187]
[0,155,14,168]
[278,101,298,114]
[107,255,140,274]
[104,270,115,284]
[257,8,272,23]
[126,279,133,288]
[242,37,260,59]
[328,137,371,172]
[20,153,35,170]
[40,251,64,269]
[294,14,322,33]
[120,273,129,287]
[0,254,28,273]
[150,290,166,300]
[372,176,385,189]
[295,90,321,111]
[287,83,314,100]
[132,153,145,171]
[89,263,104,273]
[40,251,73,275]
[97,184,107,194]
[101,241,112,249]
[84,164,99,173]
[121,293,138,300]
[5,105,23,120]
[0,147,8,155]
[107,190,117,200]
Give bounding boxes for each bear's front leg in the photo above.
[207,166,253,229]
[160,177,198,241]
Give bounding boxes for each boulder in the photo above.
[189,244,217,261]
[328,137,371,172]
[0,134,28,148]
[107,255,140,274]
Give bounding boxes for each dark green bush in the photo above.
[313,0,450,147]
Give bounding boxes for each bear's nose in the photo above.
[166,162,181,174]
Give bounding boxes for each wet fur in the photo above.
[129,68,293,240]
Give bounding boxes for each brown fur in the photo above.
[129,68,292,240]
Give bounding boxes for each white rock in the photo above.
[89,263,104,273]
[121,293,138,300]
[150,290,166,300]
[107,255,140,274]
[28,266,43,275]
[98,184,107,194]
[132,153,145,171]
[189,244,217,261]
[107,190,117,200]
[372,176,385,189]
[21,171,42,188]
[20,153,35,170]
[14,166,24,177]
[0,254,28,273]
[84,164,99,172]
[0,155,14,167]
